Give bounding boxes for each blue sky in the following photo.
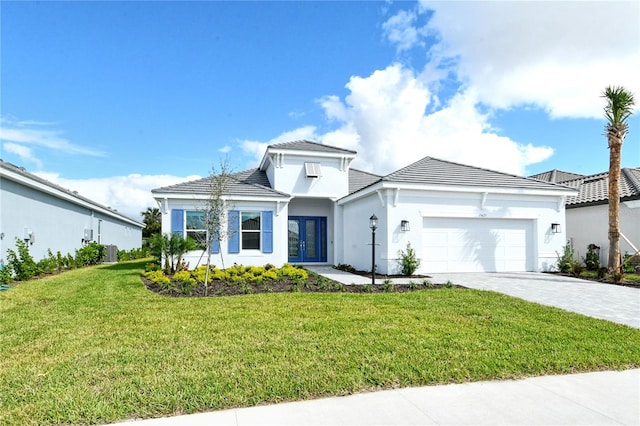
[1,1,638,220]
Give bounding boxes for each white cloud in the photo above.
[418,0,640,118]
[218,145,232,153]
[2,142,43,169]
[0,117,105,160]
[33,172,201,221]
[382,9,427,52]
[241,64,552,176]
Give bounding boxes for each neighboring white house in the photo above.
[531,168,640,266]
[152,140,576,274]
[0,159,144,263]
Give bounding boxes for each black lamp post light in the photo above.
[369,214,378,285]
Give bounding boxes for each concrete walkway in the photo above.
[116,369,640,425]
[113,268,640,426]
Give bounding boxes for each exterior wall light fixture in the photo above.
[401,220,410,232]
[551,223,561,234]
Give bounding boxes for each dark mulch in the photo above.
[552,272,640,289]
[142,273,458,298]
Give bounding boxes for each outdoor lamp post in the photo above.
[369,214,378,285]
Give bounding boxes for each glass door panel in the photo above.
[288,219,301,261]
[305,220,317,259]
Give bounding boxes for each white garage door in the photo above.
[422,218,534,273]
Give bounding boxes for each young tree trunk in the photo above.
[608,137,622,274]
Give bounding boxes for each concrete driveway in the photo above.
[428,272,640,329]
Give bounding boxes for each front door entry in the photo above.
[288,216,327,262]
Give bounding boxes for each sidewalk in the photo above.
[115,369,640,425]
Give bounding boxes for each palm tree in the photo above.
[141,207,162,240]
[602,86,635,275]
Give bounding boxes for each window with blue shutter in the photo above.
[171,209,184,236]
[211,234,220,254]
[262,211,273,253]
[228,210,240,254]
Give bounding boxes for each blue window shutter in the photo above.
[211,234,220,254]
[171,209,184,236]
[228,210,240,254]
[262,211,273,253]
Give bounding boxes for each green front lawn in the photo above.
[1,260,639,425]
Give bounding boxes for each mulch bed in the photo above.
[552,272,640,289]
[142,273,457,298]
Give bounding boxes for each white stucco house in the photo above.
[0,159,144,263]
[531,168,640,265]
[152,140,576,274]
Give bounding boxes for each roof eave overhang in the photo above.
[152,192,291,203]
[259,148,357,171]
[338,181,578,205]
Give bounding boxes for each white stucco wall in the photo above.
[1,177,142,263]
[339,188,568,274]
[566,201,640,266]
[266,155,350,198]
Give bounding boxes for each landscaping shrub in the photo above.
[0,262,13,285]
[556,244,578,274]
[280,264,308,280]
[584,244,600,271]
[144,270,171,286]
[6,238,38,281]
[398,242,421,275]
[75,242,106,266]
[335,263,356,273]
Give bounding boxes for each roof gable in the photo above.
[268,140,357,155]
[530,169,585,183]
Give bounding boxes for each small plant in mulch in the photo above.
[141,263,463,297]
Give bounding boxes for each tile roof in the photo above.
[380,157,572,191]
[349,168,381,194]
[268,140,357,155]
[151,168,290,198]
[529,169,585,183]
[557,168,640,207]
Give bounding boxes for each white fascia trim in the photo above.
[259,149,356,170]
[1,167,144,227]
[153,193,291,203]
[338,182,578,205]
[623,200,640,209]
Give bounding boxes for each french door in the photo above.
[288,216,327,262]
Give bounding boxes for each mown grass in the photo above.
[1,260,639,425]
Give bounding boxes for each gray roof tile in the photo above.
[152,168,290,198]
[562,168,640,206]
[349,168,381,194]
[381,157,572,191]
[269,140,357,155]
[530,169,585,183]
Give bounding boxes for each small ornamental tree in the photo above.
[196,159,236,295]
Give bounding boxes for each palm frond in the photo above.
[602,86,636,124]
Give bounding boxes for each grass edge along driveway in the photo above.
[1,260,639,425]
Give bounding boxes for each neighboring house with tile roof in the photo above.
[531,168,640,266]
[0,159,143,264]
[152,140,576,274]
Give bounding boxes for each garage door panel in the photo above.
[422,218,533,273]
